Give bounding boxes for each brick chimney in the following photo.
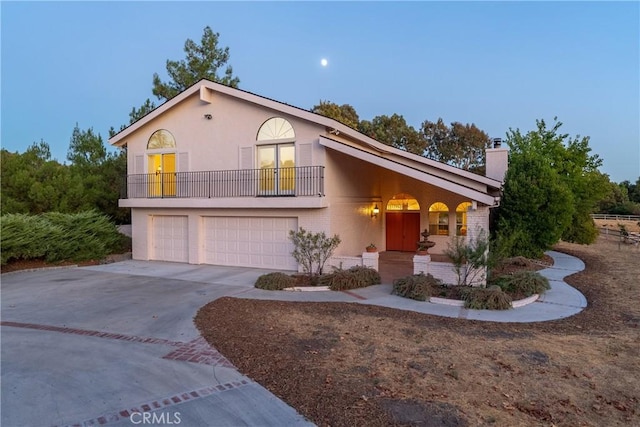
[486,138,508,183]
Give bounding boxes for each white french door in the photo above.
[257,144,295,196]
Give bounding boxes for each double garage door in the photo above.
[151,215,297,270]
[203,217,297,270]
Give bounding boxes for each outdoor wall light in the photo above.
[371,204,380,218]
[204,114,213,120]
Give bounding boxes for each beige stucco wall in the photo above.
[120,85,493,264]
[324,150,486,255]
[124,91,327,174]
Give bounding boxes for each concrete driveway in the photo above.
[1,253,586,426]
[1,262,314,427]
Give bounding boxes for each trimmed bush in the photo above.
[461,287,512,310]
[392,273,442,301]
[254,272,296,290]
[493,271,550,297]
[1,211,122,265]
[319,266,381,291]
[347,266,381,286]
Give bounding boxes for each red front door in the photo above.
[385,212,421,251]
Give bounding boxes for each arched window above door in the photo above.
[386,193,420,211]
[147,129,176,149]
[257,117,295,141]
[429,202,449,235]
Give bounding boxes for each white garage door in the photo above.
[203,217,297,270]
[151,215,189,262]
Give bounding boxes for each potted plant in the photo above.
[366,243,378,253]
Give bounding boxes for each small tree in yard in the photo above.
[444,228,490,287]
[289,228,341,276]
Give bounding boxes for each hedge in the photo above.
[1,211,123,265]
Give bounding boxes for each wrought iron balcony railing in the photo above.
[121,166,324,199]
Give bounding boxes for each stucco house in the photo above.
[109,79,507,276]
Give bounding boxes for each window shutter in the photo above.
[178,152,189,172]
[240,147,253,169]
[299,143,312,167]
[135,155,144,174]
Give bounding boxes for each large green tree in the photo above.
[621,178,640,204]
[152,26,239,101]
[359,114,424,155]
[495,151,574,258]
[311,100,360,129]
[421,118,491,172]
[494,118,609,257]
[67,125,129,223]
[597,181,631,213]
[1,141,75,214]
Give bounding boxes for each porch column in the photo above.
[413,254,431,275]
[465,205,489,286]
[362,251,379,271]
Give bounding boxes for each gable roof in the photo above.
[109,79,501,205]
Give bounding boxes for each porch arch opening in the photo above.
[386,193,420,211]
[456,202,472,236]
[429,202,450,236]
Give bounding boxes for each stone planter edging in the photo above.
[429,297,465,307]
[429,294,540,308]
[511,293,540,308]
[284,286,331,292]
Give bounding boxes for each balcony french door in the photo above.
[148,153,176,197]
[257,144,295,196]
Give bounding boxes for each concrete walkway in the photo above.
[0,251,586,427]
[231,250,588,323]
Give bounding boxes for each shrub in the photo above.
[319,270,361,291]
[392,273,442,301]
[493,271,550,297]
[1,214,49,264]
[289,227,341,276]
[1,211,122,265]
[41,211,121,262]
[444,229,490,286]
[348,265,381,286]
[461,287,512,310]
[254,272,296,290]
[319,266,381,291]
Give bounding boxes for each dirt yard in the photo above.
[594,218,640,233]
[196,234,639,426]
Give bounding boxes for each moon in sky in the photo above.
[321,58,328,67]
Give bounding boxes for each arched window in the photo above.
[147,129,176,149]
[456,202,472,236]
[257,117,295,141]
[386,193,420,211]
[256,118,296,195]
[429,202,449,235]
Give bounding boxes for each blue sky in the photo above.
[2,1,638,182]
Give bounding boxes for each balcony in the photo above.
[121,166,325,199]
